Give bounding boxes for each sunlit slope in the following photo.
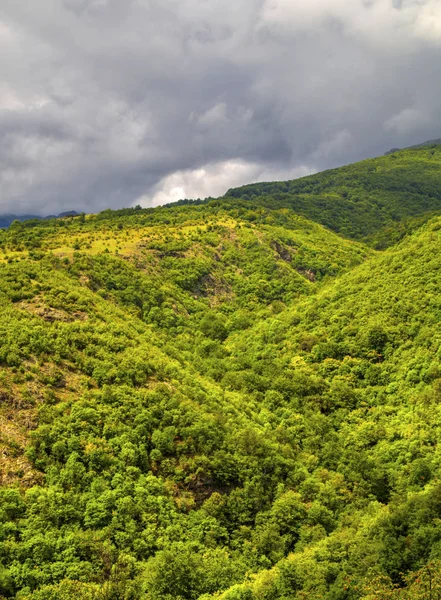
[0,207,369,487]
[226,146,441,240]
[0,208,373,598]
[0,255,313,598]
[205,216,441,598]
[0,205,369,314]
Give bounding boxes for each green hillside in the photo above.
[226,145,441,242]
[205,215,441,599]
[2,147,441,599]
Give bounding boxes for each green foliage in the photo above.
[3,147,441,598]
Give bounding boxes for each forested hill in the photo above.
[2,148,441,599]
[225,145,441,241]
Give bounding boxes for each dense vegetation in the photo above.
[226,146,441,242]
[2,146,441,599]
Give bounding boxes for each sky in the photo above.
[0,0,441,215]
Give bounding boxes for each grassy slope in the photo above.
[0,206,368,483]
[0,205,369,312]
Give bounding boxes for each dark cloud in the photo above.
[0,0,440,214]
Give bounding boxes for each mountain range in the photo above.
[2,144,441,599]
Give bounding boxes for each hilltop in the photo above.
[1,146,441,599]
[385,137,441,155]
[225,145,441,242]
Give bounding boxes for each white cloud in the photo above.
[259,0,441,49]
[413,1,441,44]
[136,160,313,207]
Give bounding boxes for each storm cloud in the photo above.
[0,0,440,214]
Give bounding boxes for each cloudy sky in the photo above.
[0,0,440,215]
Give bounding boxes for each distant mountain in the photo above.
[0,210,79,229]
[0,214,40,228]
